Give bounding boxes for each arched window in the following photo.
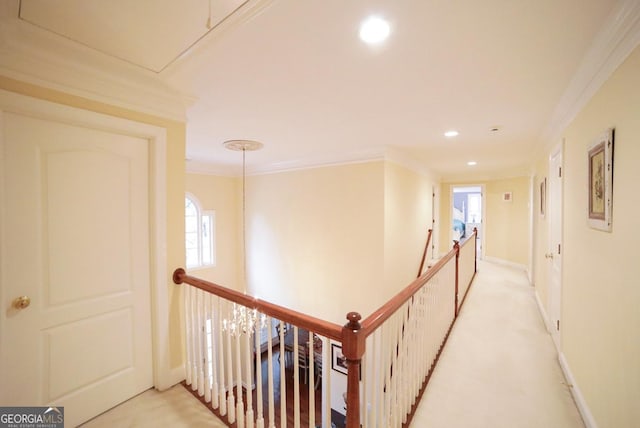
[185,194,215,269]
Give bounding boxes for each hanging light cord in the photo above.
[242,148,247,294]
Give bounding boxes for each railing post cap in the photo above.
[173,268,186,284]
[345,312,362,330]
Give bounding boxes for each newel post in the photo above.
[453,240,460,317]
[342,311,365,428]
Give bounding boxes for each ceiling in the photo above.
[15,0,619,179]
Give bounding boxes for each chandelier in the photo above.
[222,140,266,336]
[223,304,265,335]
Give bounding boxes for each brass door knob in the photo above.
[13,296,31,309]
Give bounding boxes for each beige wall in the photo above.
[245,162,386,324]
[383,162,435,297]
[0,76,187,369]
[484,177,530,265]
[532,45,640,427]
[242,160,436,325]
[439,177,531,267]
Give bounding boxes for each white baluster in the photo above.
[266,318,275,428]
[218,298,227,416]
[401,302,410,423]
[293,326,300,428]
[255,316,265,428]
[320,336,331,428]
[245,320,254,428]
[227,304,236,424]
[204,292,212,404]
[308,332,314,428]
[190,287,199,392]
[211,295,219,409]
[236,328,244,428]
[197,289,205,397]
[392,312,401,428]
[279,321,286,427]
[383,320,392,428]
[369,333,377,428]
[184,285,192,386]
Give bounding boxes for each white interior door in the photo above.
[547,146,563,347]
[0,110,153,426]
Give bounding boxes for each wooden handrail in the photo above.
[173,268,343,341]
[360,245,458,338]
[360,228,478,338]
[416,228,433,278]
[459,228,477,249]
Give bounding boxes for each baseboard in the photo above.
[156,365,186,391]
[482,256,527,271]
[558,353,599,428]
[534,293,598,428]
[534,291,553,334]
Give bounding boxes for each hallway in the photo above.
[82,261,584,427]
[411,260,584,427]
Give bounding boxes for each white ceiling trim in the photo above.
[187,146,389,177]
[162,0,277,78]
[541,0,640,150]
[0,2,189,121]
[186,145,447,182]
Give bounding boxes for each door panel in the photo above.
[1,111,152,426]
[47,150,132,304]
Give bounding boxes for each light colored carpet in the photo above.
[411,260,584,428]
[79,384,226,428]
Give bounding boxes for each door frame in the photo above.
[0,89,182,391]
[547,142,563,348]
[449,184,485,257]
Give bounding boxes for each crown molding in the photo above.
[0,2,190,121]
[186,147,389,177]
[383,147,442,181]
[186,145,447,182]
[540,0,640,153]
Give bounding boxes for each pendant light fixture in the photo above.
[222,139,265,335]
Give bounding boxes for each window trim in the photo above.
[185,193,216,270]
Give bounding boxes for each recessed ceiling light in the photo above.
[359,16,390,44]
[444,130,459,138]
[467,161,477,166]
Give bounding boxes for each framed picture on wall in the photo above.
[587,128,614,232]
[540,178,546,217]
[331,343,348,375]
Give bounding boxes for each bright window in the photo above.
[185,194,215,269]
[467,193,482,223]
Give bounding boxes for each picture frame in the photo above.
[331,343,348,375]
[539,178,546,218]
[587,128,614,232]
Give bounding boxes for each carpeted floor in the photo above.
[411,260,584,427]
[80,384,227,427]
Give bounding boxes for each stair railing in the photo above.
[173,228,478,428]
[416,228,433,278]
